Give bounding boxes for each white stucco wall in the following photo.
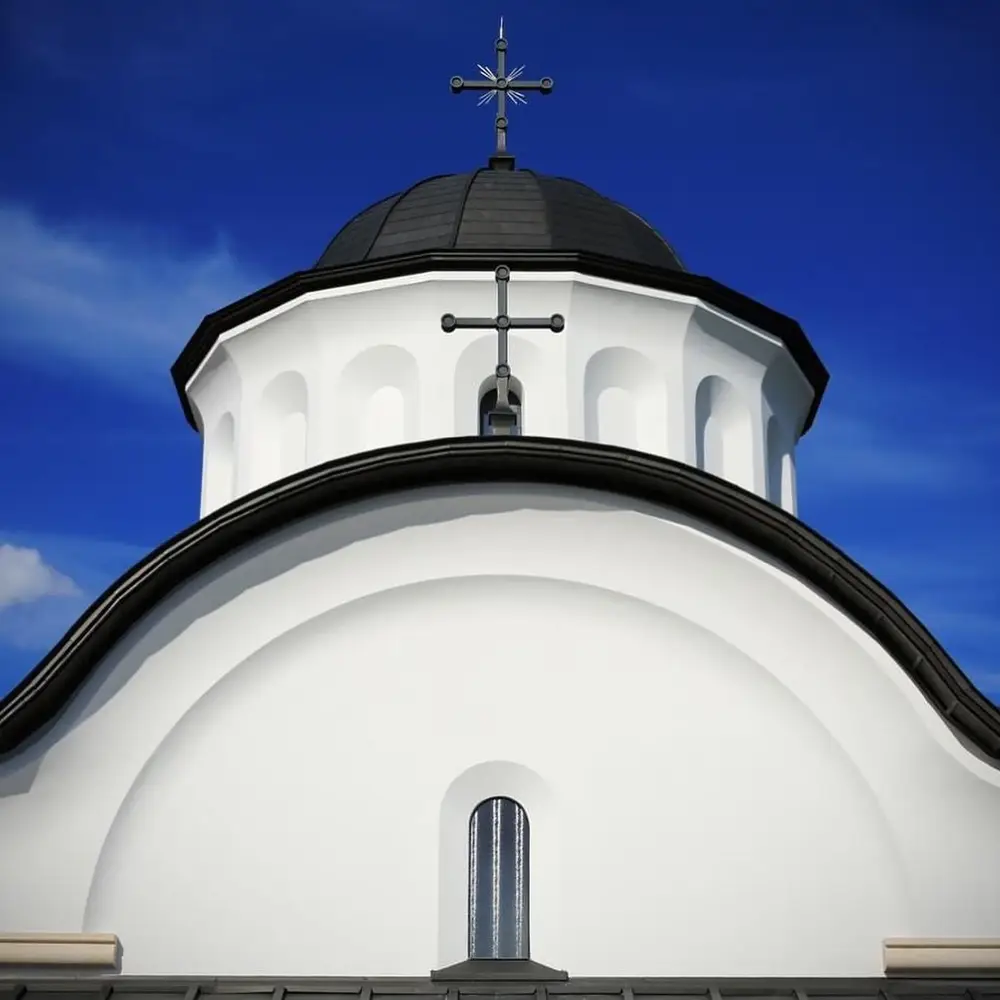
[1,485,998,978]
[186,273,814,517]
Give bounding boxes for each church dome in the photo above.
[315,166,686,272]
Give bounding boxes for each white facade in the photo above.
[188,272,815,518]
[2,484,998,978]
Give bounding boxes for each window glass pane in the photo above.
[468,796,529,958]
[479,389,522,437]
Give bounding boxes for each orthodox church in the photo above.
[1,24,999,1000]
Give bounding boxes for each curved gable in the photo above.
[0,436,997,762]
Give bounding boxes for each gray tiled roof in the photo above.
[314,168,686,272]
[3,978,1000,1000]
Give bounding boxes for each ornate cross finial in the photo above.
[442,266,565,436]
[449,19,554,168]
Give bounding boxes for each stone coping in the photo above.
[885,939,1000,974]
[0,933,121,974]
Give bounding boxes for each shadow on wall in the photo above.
[766,416,796,510]
[81,577,913,974]
[204,412,236,510]
[335,346,420,453]
[583,347,668,454]
[257,371,309,486]
[695,376,754,491]
[2,489,712,796]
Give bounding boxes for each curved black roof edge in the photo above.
[1,438,996,762]
[170,250,829,433]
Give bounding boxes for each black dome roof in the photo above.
[315,167,685,272]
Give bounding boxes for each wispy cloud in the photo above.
[2,2,230,87]
[798,363,996,494]
[801,411,967,489]
[0,544,79,609]
[0,532,151,697]
[0,203,260,395]
[0,532,150,604]
[625,76,801,114]
[3,0,443,97]
[796,361,998,703]
[0,592,88,656]
[0,539,85,690]
[852,543,999,587]
[863,559,999,682]
[832,537,998,702]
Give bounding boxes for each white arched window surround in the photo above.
[468,796,530,959]
[437,762,556,970]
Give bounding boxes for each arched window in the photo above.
[479,385,523,436]
[468,796,529,959]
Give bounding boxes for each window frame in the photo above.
[467,795,530,960]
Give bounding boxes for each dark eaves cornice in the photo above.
[1,438,996,761]
[169,251,829,433]
[6,975,1000,998]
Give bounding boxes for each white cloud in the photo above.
[0,203,261,394]
[0,543,80,609]
[0,533,150,661]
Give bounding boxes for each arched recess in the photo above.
[257,371,309,486]
[202,412,236,514]
[583,347,667,454]
[766,415,797,512]
[454,336,544,436]
[478,373,525,436]
[335,345,419,454]
[439,761,556,970]
[695,375,755,491]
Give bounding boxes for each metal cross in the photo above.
[449,18,554,160]
[442,265,564,436]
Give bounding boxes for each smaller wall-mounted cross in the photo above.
[449,19,554,162]
[442,265,565,436]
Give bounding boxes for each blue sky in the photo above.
[0,0,997,703]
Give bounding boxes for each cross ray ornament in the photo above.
[442,265,565,436]
[450,19,554,160]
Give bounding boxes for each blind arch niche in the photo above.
[468,796,530,959]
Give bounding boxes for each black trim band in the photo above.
[170,251,828,433]
[1,438,994,760]
[8,977,1000,996]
